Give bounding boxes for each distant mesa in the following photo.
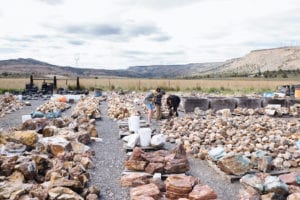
[0,46,299,78]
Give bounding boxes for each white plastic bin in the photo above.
[22,115,32,123]
[138,128,151,147]
[128,116,140,133]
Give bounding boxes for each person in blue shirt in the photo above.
[144,88,160,124]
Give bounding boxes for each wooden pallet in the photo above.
[123,145,164,152]
[122,170,186,179]
[207,160,291,183]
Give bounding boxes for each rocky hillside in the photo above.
[217,46,300,74]
[0,46,299,78]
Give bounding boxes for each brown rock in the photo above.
[71,141,90,154]
[125,160,147,171]
[31,154,53,174]
[120,173,150,187]
[218,154,251,176]
[166,175,197,199]
[288,185,300,193]
[287,193,300,200]
[29,185,48,200]
[279,172,300,185]
[39,136,72,156]
[189,184,218,200]
[15,160,37,180]
[150,178,166,192]
[141,153,165,163]
[80,157,94,169]
[130,147,145,161]
[86,194,98,200]
[145,163,164,174]
[48,186,84,200]
[21,118,48,131]
[130,183,160,200]
[88,185,101,195]
[239,187,260,200]
[258,156,273,172]
[52,118,65,128]
[9,130,38,147]
[164,158,189,174]
[77,132,91,144]
[1,155,18,176]
[261,192,285,200]
[88,125,98,137]
[42,126,58,137]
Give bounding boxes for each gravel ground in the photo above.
[0,97,241,200]
[88,101,130,200]
[0,100,46,132]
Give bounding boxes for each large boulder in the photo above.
[120,173,150,187]
[39,137,72,156]
[164,158,189,174]
[145,163,164,174]
[279,172,300,185]
[165,175,197,199]
[218,154,252,176]
[125,160,147,171]
[188,184,218,200]
[9,131,38,147]
[264,176,289,196]
[48,187,84,200]
[130,183,160,200]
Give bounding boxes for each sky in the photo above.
[0,0,299,69]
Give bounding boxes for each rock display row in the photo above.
[124,145,189,174]
[107,93,142,120]
[36,100,71,114]
[161,109,300,171]
[239,172,300,200]
[71,96,102,119]
[0,94,25,118]
[121,173,218,200]
[0,95,102,199]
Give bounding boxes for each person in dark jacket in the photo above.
[166,95,180,117]
[154,89,165,120]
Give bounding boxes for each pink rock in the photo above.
[189,184,218,200]
[279,172,300,185]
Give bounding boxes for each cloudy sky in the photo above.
[0,0,299,69]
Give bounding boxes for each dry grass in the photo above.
[1,78,299,94]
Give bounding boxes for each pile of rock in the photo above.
[121,169,217,199]
[107,93,141,120]
[240,172,300,199]
[71,96,102,119]
[0,94,25,118]
[161,108,300,172]
[124,145,189,175]
[0,96,101,199]
[36,100,71,114]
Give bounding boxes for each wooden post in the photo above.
[138,80,141,90]
[108,79,111,90]
[76,77,80,90]
[66,79,68,85]
[53,76,57,89]
[168,80,170,89]
[30,75,33,86]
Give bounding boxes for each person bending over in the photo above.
[166,95,181,117]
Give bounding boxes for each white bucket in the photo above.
[22,115,32,123]
[128,116,140,133]
[18,95,23,101]
[138,128,151,147]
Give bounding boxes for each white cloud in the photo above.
[0,0,299,69]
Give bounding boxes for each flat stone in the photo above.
[188,184,218,200]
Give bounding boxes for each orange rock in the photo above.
[130,183,160,200]
[120,173,150,187]
[166,175,197,199]
[189,184,218,200]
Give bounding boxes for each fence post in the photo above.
[108,79,111,90]
[30,75,33,86]
[76,77,80,90]
[138,80,141,90]
[53,76,57,89]
[168,80,170,89]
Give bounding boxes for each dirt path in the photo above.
[88,101,130,200]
